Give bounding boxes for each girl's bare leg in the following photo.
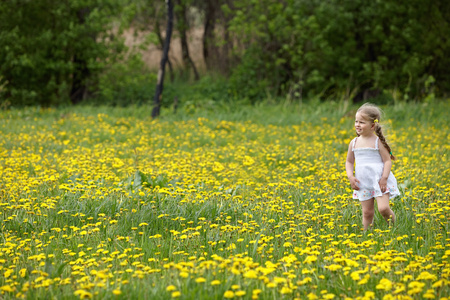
[376,194,396,226]
[360,199,375,230]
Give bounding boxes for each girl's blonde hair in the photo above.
[357,103,396,160]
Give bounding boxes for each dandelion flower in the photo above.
[224,290,234,298]
[112,289,121,295]
[166,285,177,292]
[172,291,181,298]
[211,280,221,286]
[195,277,206,283]
[376,278,393,291]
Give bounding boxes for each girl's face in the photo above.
[355,112,374,136]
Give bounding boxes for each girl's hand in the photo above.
[349,176,360,190]
[379,177,388,193]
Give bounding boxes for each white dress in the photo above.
[352,137,400,201]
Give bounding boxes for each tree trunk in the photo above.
[220,0,233,74]
[155,16,174,82]
[70,8,92,105]
[152,0,174,119]
[203,0,217,70]
[70,54,90,104]
[175,0,199,80]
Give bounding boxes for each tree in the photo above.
[152,0,174,118]
[0,0,124,107]
[203,0,218,71]
[226,0,450,101]
[201,0,233,73]
[175,0,199,80]
[70,7,94,104]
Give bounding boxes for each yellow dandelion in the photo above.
[74,289,93,299]
[243,270,258,279]
[358,275,370,285]
[417,271,437,281]
[172,291,181,298]
[213,162,225,172]
[211,280,221,286]
[304,255,317,264]
[327,264,342,271]
[393,284,406,294]
[364,291,375,299]
[423,289,436,299]
[432,279,447,288]
[243,156,255,166]
[112,289,121,295]
[224,290,234,298]
[166,285,177,292]
[307,293,319,300]
[3,269,12,278]
[179,271,189,278]
[0,285,15,292]
[19,268,27,278]
[376,278,393,291]
[407,281,425,295]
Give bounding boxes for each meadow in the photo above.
[0,100,449,299]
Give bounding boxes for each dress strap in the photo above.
[352,137,358,150]
[375,137,379,149]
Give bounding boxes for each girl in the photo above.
[345,103,400,230]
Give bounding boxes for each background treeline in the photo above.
[0,0,449,108]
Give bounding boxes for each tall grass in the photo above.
[0,100,448,299]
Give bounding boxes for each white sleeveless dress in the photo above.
[352,137,400,201]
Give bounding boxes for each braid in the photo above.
[357,102,396,161]
[375,124,396,160]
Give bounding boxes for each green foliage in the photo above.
[127,170,171,190]
[148,75,239,113]
[228,49,271,102]
[0,0,125,107]
[0,101,448,299]
[93,54,157,106]
[1,0,448,107]
[171,75,234,104]
[227,0,450,101]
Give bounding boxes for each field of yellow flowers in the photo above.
[0,102,449,299]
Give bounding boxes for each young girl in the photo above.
[345,103,400,230]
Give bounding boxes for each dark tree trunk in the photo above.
[152,0,174,119]
[155,16,174,82]
[175,0,199,80]
[220,0,233,74]
[70,54,90,104]
[70,8,92,105]
[203,0,217,70]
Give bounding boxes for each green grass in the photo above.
[0,99,448,300]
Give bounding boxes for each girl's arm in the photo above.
[345,141,360,190]
[378,142,392,192]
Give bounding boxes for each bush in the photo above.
[226,0,450,101]
[0,0,124,107]
[93,54,157,106]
